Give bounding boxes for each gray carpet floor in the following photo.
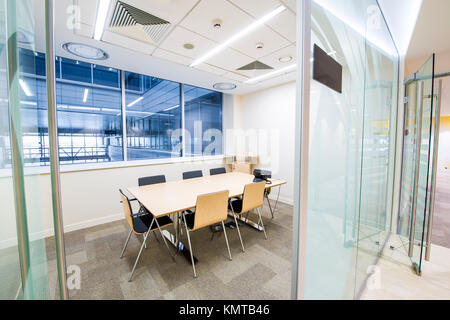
[46,201,293,300]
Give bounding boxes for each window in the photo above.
[4,48,223,168]
[125,72,182,160]
[184,85,223,156]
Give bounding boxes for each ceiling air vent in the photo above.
[110,1,171,44]
[237,61,273,71]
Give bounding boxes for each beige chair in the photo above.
[228,181,267,252]
[181,190,231,278]
[119,189,175,282]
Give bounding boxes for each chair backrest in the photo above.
[210,167,226,176]
[183,170,203,180]
[241,181,266,213]
[138,175,166,186]
[191,190,229,231]
[119,189,134,230]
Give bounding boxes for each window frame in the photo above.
[8,49,225,171]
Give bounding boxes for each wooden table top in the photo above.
[127,172,286,218]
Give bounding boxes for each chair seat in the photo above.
[133,214,173,234]
[229,198,243,214]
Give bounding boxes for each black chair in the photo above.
[183,170,203,180]
[119,189,175,282]
[139,175,166,186]
[210,167,226,176]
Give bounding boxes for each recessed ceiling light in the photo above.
[213,82,237,90]
[256,42,264,50]
[183,43,195,50]
[190,6,286,67]
[62,42,109,60]
[93,0,111,41]
[212,19,223,29]
[279,55,293,63]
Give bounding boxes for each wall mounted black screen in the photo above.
[313,44,342,93]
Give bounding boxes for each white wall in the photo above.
[233,81,296,204]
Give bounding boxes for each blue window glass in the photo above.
[184,85,223,156]
[125,73,182,160]
[93,65,120,88]
[60,58,91,83]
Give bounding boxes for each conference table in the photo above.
[127,172,286,263]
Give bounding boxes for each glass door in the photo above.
[398,55,435,274]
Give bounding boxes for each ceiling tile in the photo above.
[159,26,217,59]
[152,48,192,66]
[268,10,296,43]
[281,0,296,13]
[73,22,93,38]
[74,0,99,25]
[108,25,157,45]
[259,44,296,69]
[206,47,253,71]
[222,72,249,83]
[228,0,281,18]
[229,25,291,59]
[121,0,199,25]
[180,0,254,43]
[194,63,228,76]
[102,30,156,55]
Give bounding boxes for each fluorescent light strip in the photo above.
[19,79,32,96]
[245,64,297,84]
[163,105,180,112]
[190,6,286,67]
[83,89,89,103]
[93,0,111,41]
[127,96,144,107]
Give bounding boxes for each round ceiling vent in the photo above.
[279,55,293,63]
[183,43,195,50]
[213,82,236,90]
[62,42,109,60]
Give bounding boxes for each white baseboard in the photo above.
[0,213,123,250]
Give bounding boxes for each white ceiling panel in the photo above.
[206,47,253,71]
[281,0,297,13]
[268,10,296,43]
[180,0,254,43]
[159,26,217,59]
[228,0,281,18]
[152,48,192,66]
[108,25,156,45]
[194,63,228,76]
[230,25,291,59]
[260,44,296,69]
[74,0,99,26]
[102,30,156,55]
[222,72,250,83]
[73,23,93,38]
[121,0,199,25]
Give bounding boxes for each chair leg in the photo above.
[142,234,147,249]
[128,219,155,282]
[120,229,133,259]
[182,214,197,278]
[129,231,149,282]
[257,207,268,240]
[154,218,176,263]
[222,221,232,261]
[230,206,245,252]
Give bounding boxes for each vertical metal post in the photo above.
[121,70,127,161]
[45,0,68,300]
[425,79,442,261]
[5,0,33,300]
[181,83,186,158]
[291,0,311,300]
[408,81,424,257]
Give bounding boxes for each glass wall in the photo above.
[184,85,223,156]
[0,49,223,168]
[125,72,182,160]
[304,0,398,299]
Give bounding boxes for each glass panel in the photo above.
[305,0,398,299]
[184,85,223,156]
[0,0,22,300]
[125,72,182,160]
